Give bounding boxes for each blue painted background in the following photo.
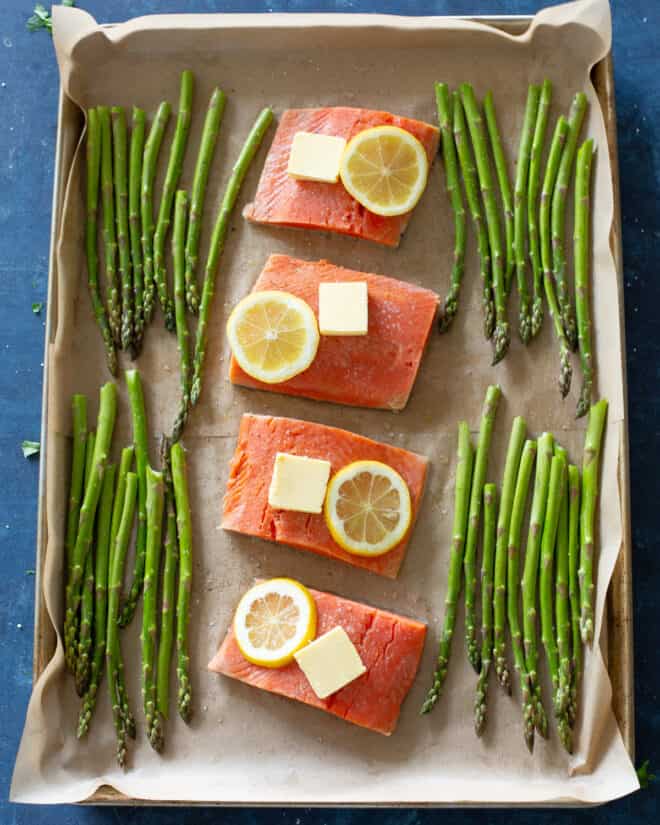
[1,0,657,821]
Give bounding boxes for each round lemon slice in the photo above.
[234,578,317,668]
[339,125,429,217]
[227,290,320,384]
[324,460,412,557]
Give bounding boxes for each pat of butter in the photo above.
[287,131,347,183]
[318,281,369,336]
[294,626,366,699]
[267,452,331,514]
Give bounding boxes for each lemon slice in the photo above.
[234,578,317,668]
[339,125,429,217]
[324,460,412,557]
[227,291,320,384]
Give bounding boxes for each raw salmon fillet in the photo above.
[222,414,428,578]
[244,107,440,247]
[208,584,427,735]
[229,254,439,411]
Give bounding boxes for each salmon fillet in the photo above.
[208,584,427,735]
[222,414,428,579]
[244,107,440,247]
[229,255,439,411]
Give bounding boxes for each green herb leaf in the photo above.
[26,569,35,576]
[27,2,75,34]
[21,440,40,459]
[637,760,657,790]
[32,302,43,315]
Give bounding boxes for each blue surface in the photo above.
[0,0,658,821]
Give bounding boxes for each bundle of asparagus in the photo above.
[434,81,596,417]
[421,385,608,755]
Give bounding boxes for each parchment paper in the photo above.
[12,0,638,805]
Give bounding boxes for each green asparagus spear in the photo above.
[64,383,117,673]
[190,107,274,407]
[483,91,514,294]
[74,430,96,695]
[111,106,134,355]
[474,483,497,736]
[107,471,138,768]
[141,102,172,325]
[77,463,115,737]
[171,191,191,442]
[574,139,595,418]
[464,384,501,672]
[129,107,146,349]
[98,106,121,347]
[493,416,526,692]
[579,399,608,644]
[554,445,573,753]
[460,84,509,363]
[567,463,581,727]
[85,109,117,375]
[513,85,540,344]
[552,92,588,352]
[528,80,552,338]
[64,394,88,649]
[453,91,494,339]
[435,83,466,332]
[539,453,567,728]
[156,494,179,726]
[142,466,165,751]
[507,439,537,753]
[421,421,474,714]
[118,369,150,626]
[540,116,572,397]
[522,431,554,739]
[184,87,226,314]
[153,70,193,332]
[171,441,194,722]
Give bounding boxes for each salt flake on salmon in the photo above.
[222,414,428,578]
[229,254,439,411]
[209,584,427,735]
[244,107,440,247]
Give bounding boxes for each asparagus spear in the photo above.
[435,83,466,332]
[540,116,572,397]
[579,399,608,644]
[129,107,146,350]
[493,416,526,692]
[156,494,179,725]
[567,463,581,727]
[474,483,497,736]
[522,431,554,739]
[142,466,165,751]
[507,439,537,753]
[551,92,588,352]
[190,107,274,407]
[74,430,96,695]
[171,441,194,722]
[118,369,150,626]
[463,384,501,672]
[85,109,117,375]
[153,70,193,332]
[184,87,226,314]
[171,191,191,442]
[77,463,115,737]
[107,471,138,768]
[483,91,514,294]
[98,106,121,347]
[528,79,552,338]
[453,91,494,339]
[111,106,134,355]
[460,84,509,364]
[421,421,474,714]
[539,453,567,738]
[64,384,117,673]
[574,139,595,418]
[141,101,172,325]
[513,85,540,344]
[554,445,573,753]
